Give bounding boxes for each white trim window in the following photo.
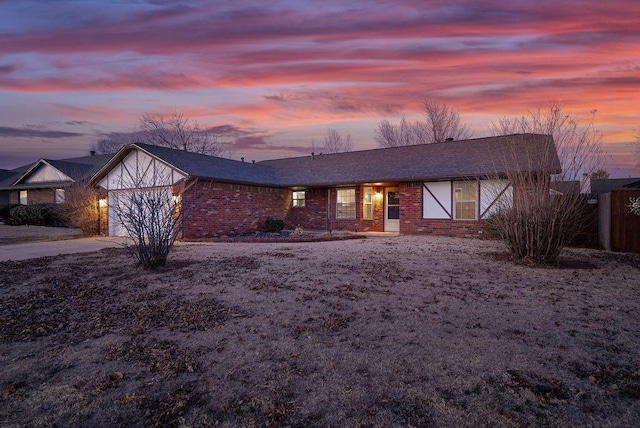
[454,181,477,220]
[55,188,65,204]
[363,187,373,220]
[336,188,356,219]
[19,190,27,205]
[292,190,305,207]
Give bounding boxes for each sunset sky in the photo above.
[0,0,638,177]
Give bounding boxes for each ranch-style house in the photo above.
[88,133,561,238]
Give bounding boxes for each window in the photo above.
[55,188,65,204]
[292,190,305,207]
[19,190,27,205]
[454,181,477,220]
[336,188,356,219]
[363,187,373,220]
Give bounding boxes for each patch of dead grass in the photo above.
[1,236,639,427]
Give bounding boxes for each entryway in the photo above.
[384,187,400,232]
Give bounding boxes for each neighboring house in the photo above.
[0,154,112,205]
[591,178,640,194]
[0,169,15,205]
[89,133,560,238]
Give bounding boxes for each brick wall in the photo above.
[178,180,490,238]
[181,180,290,238]
[286,188,329,230]
[285,186,386,232]
[399,182,490,238]
[9,189,55,205]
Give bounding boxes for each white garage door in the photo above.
[108,190,130,237]
[107,187,174,237]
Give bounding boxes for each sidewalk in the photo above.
[0,237,125,262]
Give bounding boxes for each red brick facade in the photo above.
[285,186,388,232]
[286,188,330,230]
[172,180,489,238]
[9,189,57,205]
[180,179,290,238]
[399,181,489,237]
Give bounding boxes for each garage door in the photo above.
[107,187,174,237]
[108,190,130,237]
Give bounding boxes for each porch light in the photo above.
[98,198,107,207]
[374,192,383,200]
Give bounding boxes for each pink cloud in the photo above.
[0,0,638,173]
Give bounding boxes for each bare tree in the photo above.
[94,132,138,155]
[94,111,228,156]
[486,103,604,264]
[374,116,423,148]
[109,162,184,269]
[137,111,227,156]
[374,99,472,147]
[590,169,610,180]
[313,128,353,154]
[423,99,473,143]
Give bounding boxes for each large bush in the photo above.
[55,187,100,235]
[264,217,285,232]
[0,204,20,223]
[488,104,603,265]
[8,204,64,226]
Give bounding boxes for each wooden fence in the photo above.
[599,190,640,253]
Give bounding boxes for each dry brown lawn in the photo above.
[0,225,83,245]
[1,231,639,427]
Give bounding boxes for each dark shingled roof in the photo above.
[90,143,280,186]
[260,134,561,187]
[591,178,640,194]
[0,169,15,185]
[90,134,560,188]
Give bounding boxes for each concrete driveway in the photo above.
[0,237,126,262]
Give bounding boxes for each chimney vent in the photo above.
[241,157,245,162]
[90,150,96,156]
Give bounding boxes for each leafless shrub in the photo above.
[54,186,100,235]
[109,163,184,269]
[487,103,604,264]
[112,186,182,269]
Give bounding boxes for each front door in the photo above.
[384,187,400,232]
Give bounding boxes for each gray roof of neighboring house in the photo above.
[0,169,15,184]
[550,180,581,195]
[0,154,112,191]
[89,134,561,188]
[591,178,640,194]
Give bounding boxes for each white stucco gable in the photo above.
[18,160,74,184]
[98,148,186,190]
